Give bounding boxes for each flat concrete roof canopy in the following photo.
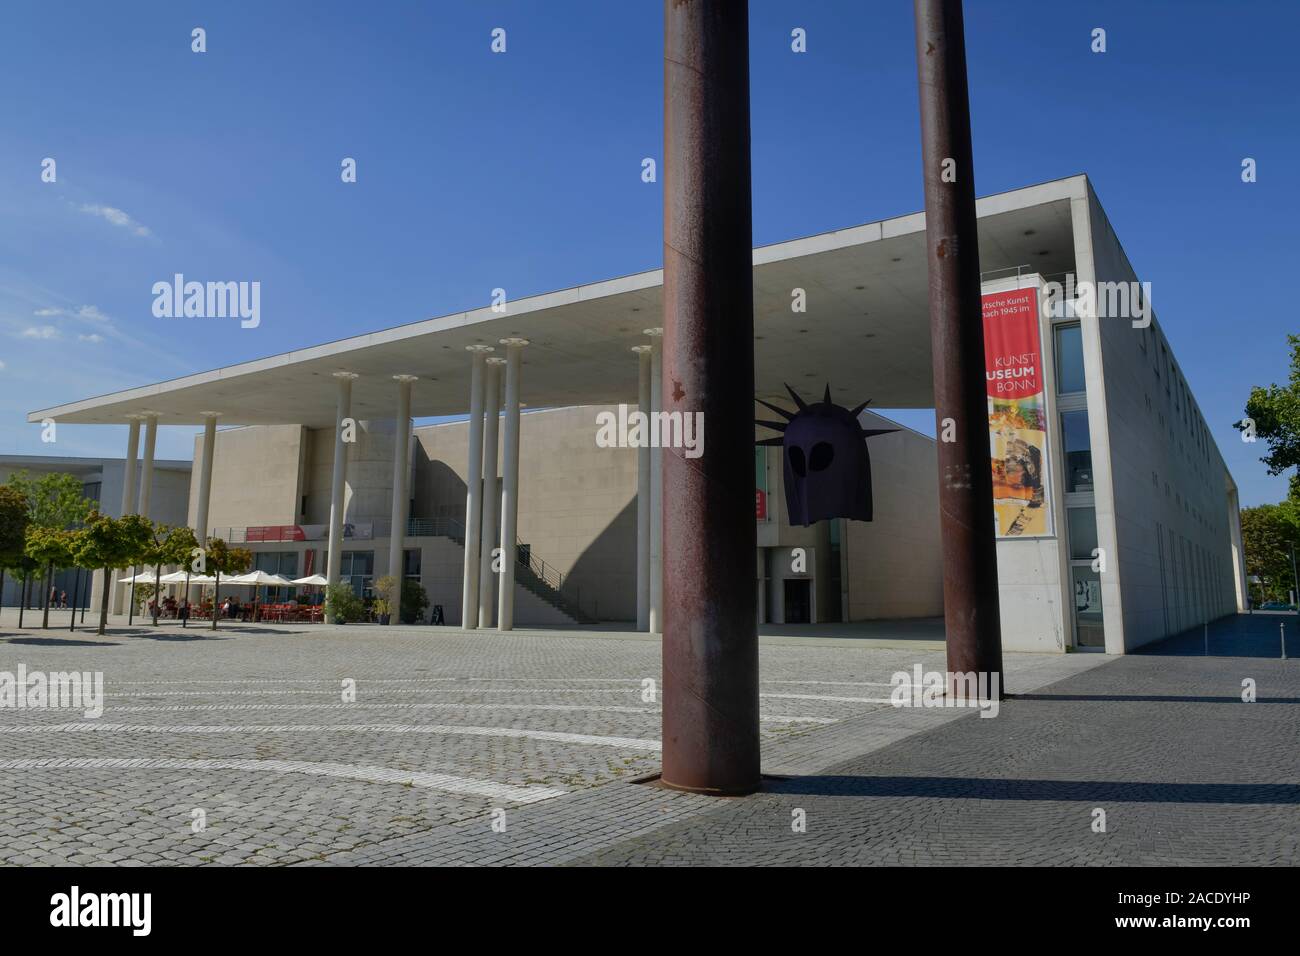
[30,176,1083,429]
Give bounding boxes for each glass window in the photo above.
[402,548,422,579]
[341,550,374,598]
[1054,324,1086,394]
[1071,566,1105,647]
[1067,507,1099,561]
[1060,410,1094,493]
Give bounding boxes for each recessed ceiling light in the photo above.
[1036,249,1050,256]
[891,257,902,263]
[855,285,865,290]
[798,329,808,334]
[1023,229,1036,236]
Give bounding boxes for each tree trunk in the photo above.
[152,562,162,625]
[211,571,220,631]
[182,570,191,628]
[98,566,110,635]
[41,560,53,628]
[0,568,5,624]
[70,568,79,632]
[18,573,28,629]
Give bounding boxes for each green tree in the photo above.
[72,512,153,635]
[24,526,78,628]
[1239,502,1300,604]
[7,472,93,629]
[324,583,366,624]
[204,538,252,630]
[0,485,30,623]
[1241,334,1300,498]
[140,524,200,625]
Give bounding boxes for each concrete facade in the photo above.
[24,177,1247,652]
[0,454,191,609]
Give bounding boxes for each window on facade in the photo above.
[1060,410,1093,493]
[252,551,299,601]
[402,548,422,579]
[1054,324,1086,394]
[1067,507,1099,560]
[340,550,375,598]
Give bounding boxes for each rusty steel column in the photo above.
[914,0,1003,695]
[661,0,760,795]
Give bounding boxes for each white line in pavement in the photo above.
[105,678,645,686]
[94,701,835,723]
[0,723,665,752]
[107,701,660,716]
[761,680,924,688]
[760,692,897,704]
[109,688,641,697]
[0,757,564,804]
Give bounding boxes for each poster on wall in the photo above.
[983,287,1054,538]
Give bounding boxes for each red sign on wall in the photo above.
[982,286,1052,538]
[982,288,1042,397]
[756,489,767,520]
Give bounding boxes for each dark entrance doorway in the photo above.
[783,579,811,624]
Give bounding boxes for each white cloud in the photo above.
[76,304,111,322]
[21,325,60,339]
[0,360,6,370]
[78,333,105,344]
[33,307,61,316]
[79,203,151,237]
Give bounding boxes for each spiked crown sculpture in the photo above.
[757,384,897,526]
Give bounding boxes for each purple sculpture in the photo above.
[757,384,897,526]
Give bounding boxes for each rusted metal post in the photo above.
[661,0,761,795]
[914,0,1004,696]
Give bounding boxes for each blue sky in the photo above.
[0,0,1296,506]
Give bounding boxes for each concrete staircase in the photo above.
[419,517,596,626]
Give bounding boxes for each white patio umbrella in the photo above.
[118,570,164,584]
[291,574,329,586]
[159,570,216,584]
[226,571,293,586]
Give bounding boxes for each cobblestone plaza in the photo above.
[1,612,1293,866]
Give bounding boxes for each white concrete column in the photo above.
[633,344,653,631]
[646,327,663,634]
[137,413,158,519]
[324,372,357,624]
[194,414,219,547]
[478,357,505,628]
[120,417,142,516]
[111,416,143,614]
[498,338,528,631]
[191,413,219,608]
[461,345,493,627]
[387,375,417,625]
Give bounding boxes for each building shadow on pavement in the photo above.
[1134,612,1297,658]
[768,775,1300,804]
[1013,692,1300,704]
[1,635,123,647]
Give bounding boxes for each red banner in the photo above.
[983,289,1042,397]
[983,287,1052,538]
